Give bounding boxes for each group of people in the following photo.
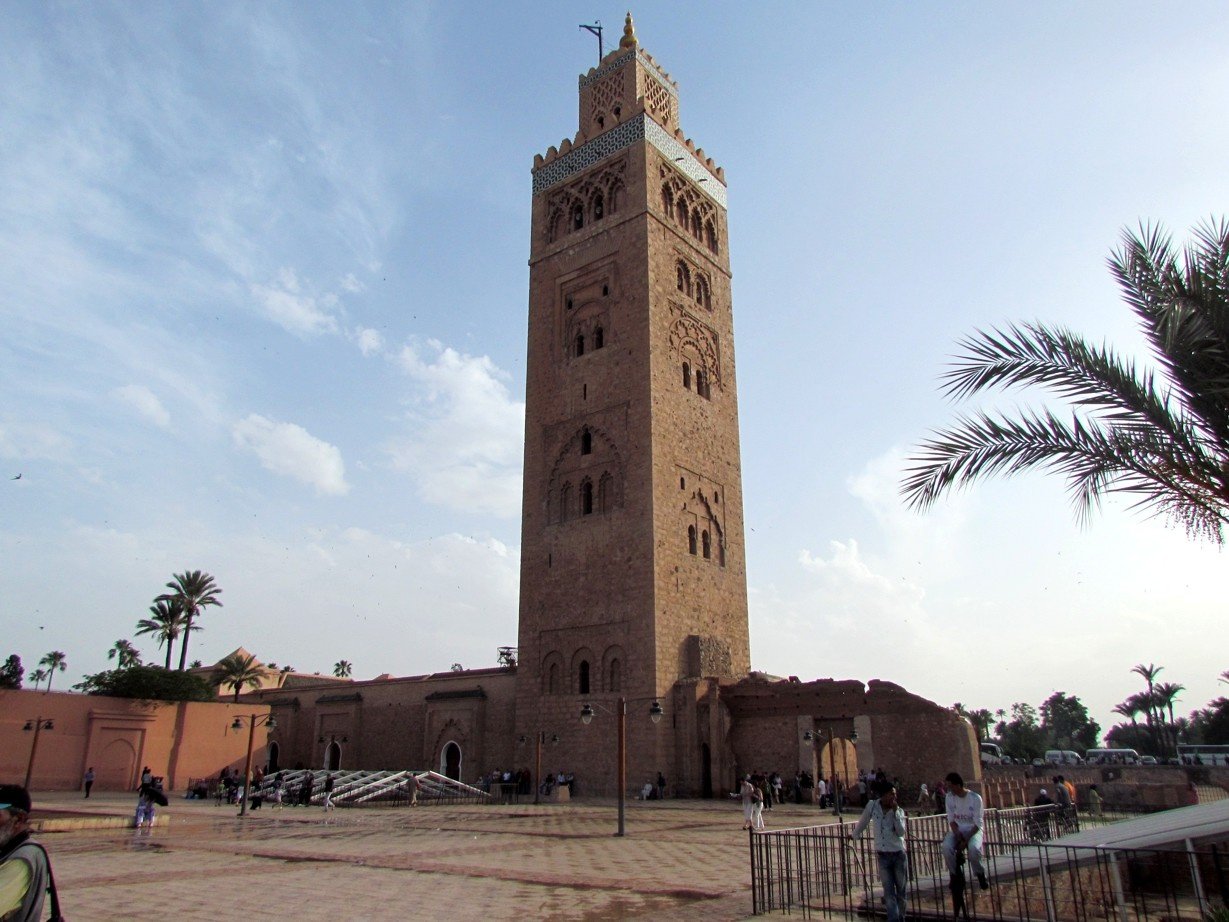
[639,772,668,800]
[848,771,990,922]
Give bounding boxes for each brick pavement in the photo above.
[26,792,845,920]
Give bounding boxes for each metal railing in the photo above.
[748,807,1228,919]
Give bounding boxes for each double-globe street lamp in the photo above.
[579,696,664,836]
[230,713,277,816]
[22,717,54,789]
[803,725,858,820]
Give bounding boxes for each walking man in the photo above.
[83,767,95,799]
[850,782,908,922]
[942,772,989,890]
[322,773,335,811]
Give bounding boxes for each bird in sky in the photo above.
[11,474,21,480]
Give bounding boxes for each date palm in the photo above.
[1154,681,1184,755]
[38,651,67,691]
[903,221,1229,544]
[135,598,193,670]
[157,570,223,671]
[333,660,352,678]
[210,652,266,702]
[28,667,47,690]
[107,639,142,669]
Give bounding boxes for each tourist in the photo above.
[134,778,159,829]
[299,772,314,807]
[1031,787,1054,840]
[816,777,828,808]
[656,771,667,800]
[322,773,335,811]
[916,782,931,812]
[0,784,58,922]
[849,782,908,922]
[751,777,766,830]
[942,772,988,890]
[83,766,95,799]
[407,772,421,806]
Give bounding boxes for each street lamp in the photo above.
[517,731,560,804]
[579,696,663,836]
[804,725,858,820]
[231,714,277,816]
[22,717,54,789]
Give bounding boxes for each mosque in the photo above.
[240,15,978,798]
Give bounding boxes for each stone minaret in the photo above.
[515,15,749,797]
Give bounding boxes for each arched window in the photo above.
[608,658,622,692]
[575,334,585,357]
[579,660,590,695]
[702,529,711,559]
[677,204,690,231]
[676,261,691,295]
[598,472,612,514]
[688,525,697,555]
[580,480,593,516]
[705,219,718,253]
[594,326,604,349]
[572,204,584,230]
[691,212,702,238]
[662,187,674,219]
[696,369,709,399]
[682,362,691,389]
[581,429,592,455]
[596,115,605,129]
[593,193,604,220]
[548,662,559,693]
[696,277,710,309]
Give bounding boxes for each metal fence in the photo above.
[749,807,1229,919]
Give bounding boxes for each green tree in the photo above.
[1040,691,1101,751]
[333,660,352,678]
[107,639,142,669]
[210,652,265,702]
[968,708,994,741]
[0,654,22,689]
[1132,663,1164,753]
[74,665,214,702]
[903,221,1229,544]
[996,702,1046,760]
[38,651,67,691]
[28,668,46,690]
[157,570,223,671]
[135,598,192,670]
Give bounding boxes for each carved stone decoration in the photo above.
[668,305,721,390]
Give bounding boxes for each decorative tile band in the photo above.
[533,114,727,209]
[578,49,678,98]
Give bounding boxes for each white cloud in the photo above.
[0,422,73,462]
[340,273,365,293]
[353,327,384,356]
[388,340,524,516]
[251,268,339,337]
[232,413,350,495]
[113,384,170,428]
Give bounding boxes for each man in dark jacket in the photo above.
[0,785,49,922]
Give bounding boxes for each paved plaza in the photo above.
[28,792,841,920]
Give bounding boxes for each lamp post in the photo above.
[579,696,664,836]
[22,717,54,789]
[518,731,560,805]
[804,725,858,821]
[231,713,277,817]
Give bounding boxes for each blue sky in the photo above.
[2,2,1225,736]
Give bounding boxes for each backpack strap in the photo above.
[21,842,62,921]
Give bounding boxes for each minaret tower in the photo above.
[515,15,749,796]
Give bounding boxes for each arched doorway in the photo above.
[701,743,713,798]
[267,741,280,774]
[440,742,461,780]
[325,741,341,771]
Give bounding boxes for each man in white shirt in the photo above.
[850,782,907,922]
[942,771,989,889]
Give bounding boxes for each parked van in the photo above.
[1044,750,1084,765]
[980,741,1006,765]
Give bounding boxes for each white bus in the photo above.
[1085,748,1140,765]
[1177,744,1229,766]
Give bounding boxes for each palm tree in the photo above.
[107,639,142,669]
[28,668,47,690]
[968,708,994,741]
[333,660,352,678]
[1154,681,1185,755]
[135,598,192,670]
[157,570,223,671]
[1132,662,1164,749]
[38,651,67,691]
[210,652,266,702]
[903,221,1229,544]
